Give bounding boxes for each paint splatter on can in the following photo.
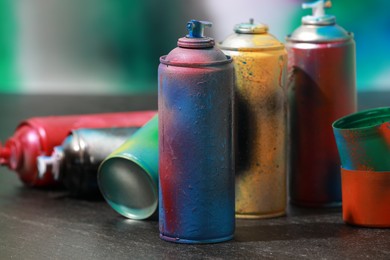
[341,168,390,228]
[333,107,390,171]
[0,111,156,187]
[98,115,159,220]
[158,20,235,243]
[220,19,287,219]
[333,107,390,227]
[286,0,357,207]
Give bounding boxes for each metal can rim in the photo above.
[286,32,354,43]
[218,44,285,52]
[332,107,390,132]
[159,55,232,68]
[98,154,158,220]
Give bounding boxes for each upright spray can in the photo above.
[220,20,287,219]
[37,127,140,198]
[0,111,155,187]
[286,0,357,206]
[159,20,235,243]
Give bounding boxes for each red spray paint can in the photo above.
[286,0,357,206]
[0,111,156,187]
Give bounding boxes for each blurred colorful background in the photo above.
[0,0,389,94]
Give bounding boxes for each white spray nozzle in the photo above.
[37,146,64,180]
[302,0,331,17]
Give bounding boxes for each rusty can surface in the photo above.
[220,19,287,219]
[286,0,357,207]
[159,20,235,243]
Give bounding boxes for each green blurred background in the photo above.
[0,0,389,94]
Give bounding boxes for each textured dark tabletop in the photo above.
[0,93,389,259]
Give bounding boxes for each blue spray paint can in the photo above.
[158,20,235,244]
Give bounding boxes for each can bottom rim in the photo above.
[235,210,286,219]
[290,199,342,208]
[344,221,390,229]
[159,234,233,244]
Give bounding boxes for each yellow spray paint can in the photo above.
[220,19,287,219]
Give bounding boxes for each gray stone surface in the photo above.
[0,93,389,259]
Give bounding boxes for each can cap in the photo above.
[4,138,23,171]
[234,18,268,34]
[287,0,352,42]
[333,107,390,171]
[178,20,214,49]
[219,19,284,51]
[0,143,11,165]
[161,19,231,66]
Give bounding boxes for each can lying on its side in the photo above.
[0,111,156,187]
[98,115,159,220]
[38,127,140,198]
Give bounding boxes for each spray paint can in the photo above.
[220,19,287,219]
[159,20,235,243]
[0,111,156,187]
[37,127,139,198]
[286,0,357,206]
[98,115,159,220]
[333,107,390,171]
[332,107,390,227]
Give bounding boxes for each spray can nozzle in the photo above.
[302,0,331,17]
[37,146,64,180]
[301,0,334,25]
[186,20,212,38]
[0,143,11,165]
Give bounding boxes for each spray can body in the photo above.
[220,21,287,219]
[46,127,139,198]
[1,111,156,187]
[286,2,357,206]
[158,20,235,243]
[98,115,159,220]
